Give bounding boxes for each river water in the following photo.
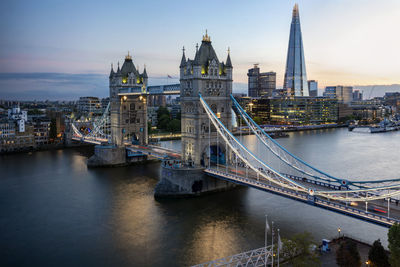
[1,128,399,266]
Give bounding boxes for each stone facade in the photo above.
[154,164,236,198]
[87,145,126,167]
[179,33,233,166]
[109,53,148,146]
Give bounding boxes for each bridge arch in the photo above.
[200,142,227,167]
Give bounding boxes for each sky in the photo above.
[0,0,399,100]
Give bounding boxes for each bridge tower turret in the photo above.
[180,32,233,166]
[109,52,148,146]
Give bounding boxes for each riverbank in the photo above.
[318,236,380,267]
[0,141,95,155]
[148,124,348,141]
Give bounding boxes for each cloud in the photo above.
[2,72,397,101]
[0,73,109,100]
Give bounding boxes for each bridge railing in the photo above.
[207,168,400,226]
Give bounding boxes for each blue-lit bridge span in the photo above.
[198,94,400,227]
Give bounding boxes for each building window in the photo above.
[137,119,140,123]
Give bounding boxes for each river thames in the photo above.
[1,128,399,266]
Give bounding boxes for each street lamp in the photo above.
[337,227,341,239]
[366,260,370,266]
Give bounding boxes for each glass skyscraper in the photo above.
[283,4,309,97]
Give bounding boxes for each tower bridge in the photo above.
[71,32,400,227]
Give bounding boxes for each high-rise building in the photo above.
[353,90,363,101]
[283,4,309,97]
[340,86,353,104]
[323,86,336,98]
[323,86,353,104]
[247,64,276,98]
[308,80,318,97]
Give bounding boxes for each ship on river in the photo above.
[349,118,400,133]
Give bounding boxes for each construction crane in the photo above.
[367,85,376,100]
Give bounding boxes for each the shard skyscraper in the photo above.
[283,4,309,97]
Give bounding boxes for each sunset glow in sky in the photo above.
[0,0,399,99]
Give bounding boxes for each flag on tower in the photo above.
[266,218,270,232]
[278,231,283,250]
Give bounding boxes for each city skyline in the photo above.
[1,0,400,100]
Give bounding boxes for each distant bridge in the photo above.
[117,83,180,96]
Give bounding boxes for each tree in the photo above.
[167,119,181,133]
[388,223,400,267]
[156,106,170,120]
[28,109,43,115]
[157,114,170,131]
[368,239,389,267]
[336,239,361,267]
[281,232,320,267]
[49,118,57,141]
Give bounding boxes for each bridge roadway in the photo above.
[71,135,107,145]
[126,144,181,160]
[205,166,400,227]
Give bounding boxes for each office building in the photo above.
[323,86,336,99]
[247,64,276,97]
[353,90,363,101]
[77,97,102,115]
[32,118,51,146]
[242,97,338,125]
[323,86,353,104]
[308,80,318,97]
[269,97,338,124]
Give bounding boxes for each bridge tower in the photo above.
[109,53,148,146]
[180,32,233,166]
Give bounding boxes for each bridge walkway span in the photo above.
[205,168,400,228]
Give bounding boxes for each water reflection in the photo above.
[1,128,398,266]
